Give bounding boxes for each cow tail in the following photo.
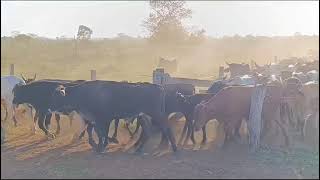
[160,87,166,114]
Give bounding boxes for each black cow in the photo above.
[107,83,196,144]
[116,83,196,147]
[49,80,177,153]
[175,93,215,146]
[12,79,86,138]
[207,79,229,94]
[225,62,251,78]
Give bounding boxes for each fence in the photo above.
[7,64,98,80]
[7,64,224,90]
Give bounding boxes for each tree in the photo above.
[11,31,20,37]
[77,25,93,40]
[142,0,192,43]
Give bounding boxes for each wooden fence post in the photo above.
[218,66,224,79]
[248,85,267,152]
[10,64,14,75]
[91,70,96,80]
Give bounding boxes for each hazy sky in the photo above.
[1,1,319,38]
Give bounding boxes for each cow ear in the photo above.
[60,87,66,96]
[56,86,66,96]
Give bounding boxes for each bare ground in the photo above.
[1,114,319,179]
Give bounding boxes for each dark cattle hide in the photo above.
[49,80,177,153]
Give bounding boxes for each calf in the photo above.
[175,93,215,146]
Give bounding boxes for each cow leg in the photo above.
[125,121,134,138]
[2,103,8,122]
[133,117,151,154]
[44,113,52,131]
[11,105,18,127]
[132,120,141,137]
[275,110,290,147]
[94,125,106,153]
[201,125,207,145]
[234,119,242,143]
[177,120,188,145]
[78,120,88,140]
[298,118,305,141]
[222,122,234,149]
[44,113,55,139]
[55,114,61,135]
[109,119,119,144]
[87,123,98,151]
[103,121,111,149]
[27,105,34,130]
[32,110,39,134]
[38,112,55,139]
[68,113,74,127]
[158,117,177,153]
[183,121,196,146]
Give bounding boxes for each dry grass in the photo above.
[1,35,318,81]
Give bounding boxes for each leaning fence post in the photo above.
[91,70,96,80]
[10,64,14,75]
[248,84,267,152]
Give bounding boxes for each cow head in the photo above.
[21,73,36,84]
[207,80,228,94]
[282,77,304,98]
[193,103,210,131]
[49,85,67,113]
[175,92,187,103]
[225,62,251,77]
[12,82,27,106]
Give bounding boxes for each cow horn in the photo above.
[222,75,228,80]
[21,74,27,82]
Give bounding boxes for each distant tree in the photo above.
[11,31,20,37]
[77,25,93,40]
[188,26,206,44]
[142,0,192,43]
[26,33,38,39]
[14,34,32,42]
[294,32,302,36]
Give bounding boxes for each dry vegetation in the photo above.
[1,34,319,82]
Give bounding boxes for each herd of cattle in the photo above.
[1,59,319,154]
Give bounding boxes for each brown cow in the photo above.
[286,81,319,141]
[302,82,319,147]
[193,85,290,147]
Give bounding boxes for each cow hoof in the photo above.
[47,133,56,139]
[152,151,161,156]
[134,149,144,156]
[109,137,119,144]
[71,135,80,143]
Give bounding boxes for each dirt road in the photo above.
[1,116,319,179]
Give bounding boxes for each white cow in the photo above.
[1,75,33,127]
[306,70,319,82]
